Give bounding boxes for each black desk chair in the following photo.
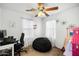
[14,33,27,56]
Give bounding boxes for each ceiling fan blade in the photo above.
[43,11,49,16]
[25,9,36,11]
[35,14,38,17]
[45,6,58,11]
[25,8,36,11]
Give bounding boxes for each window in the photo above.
[46,20,56,39]
[22,19,34,38]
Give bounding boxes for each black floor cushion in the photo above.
[32,37,52,52]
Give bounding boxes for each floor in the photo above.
[20,46,64,56]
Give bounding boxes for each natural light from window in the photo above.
[46,20,56,39]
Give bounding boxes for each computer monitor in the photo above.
[0,30,7,38]
[2,30,7,37]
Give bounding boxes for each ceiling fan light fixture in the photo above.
[26,3,58,17]
[38,11,45,16]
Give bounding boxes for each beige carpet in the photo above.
[20,46,63,56]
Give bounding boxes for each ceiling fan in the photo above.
[25,3,58,17]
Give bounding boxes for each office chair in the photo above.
[14,33,27,56]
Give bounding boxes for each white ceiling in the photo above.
[0,3,79,16]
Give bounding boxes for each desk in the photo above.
[0,44,14,56]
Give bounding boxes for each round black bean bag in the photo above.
[32,37,52,52]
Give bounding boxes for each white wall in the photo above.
[0,7,23,40]
[38,5,79,49]
[0,8,2,28]
[0,4,79,49]
[0,6,43,47]
[55,6,79,49]
[0,8,1,28]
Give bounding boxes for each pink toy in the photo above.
[72,27,79,56]
[72,27,79,44]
